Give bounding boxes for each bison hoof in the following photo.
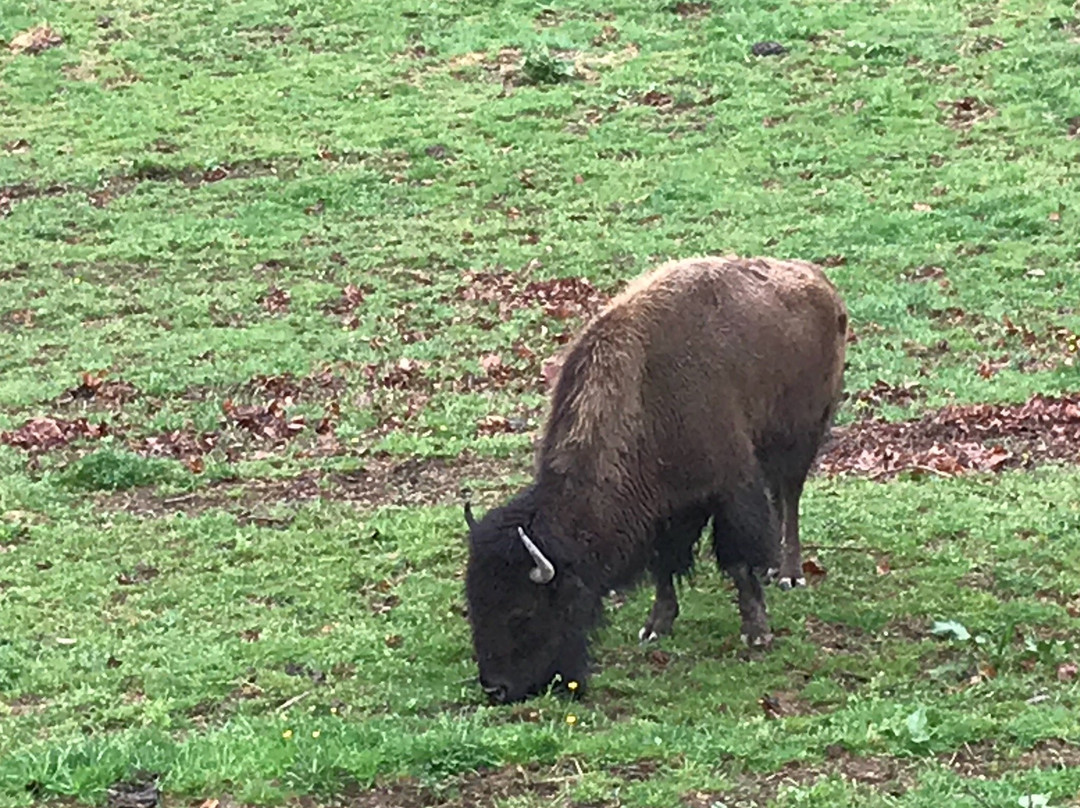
[638,626,660,644]
[740,631,774,648]
[777,576,807,591]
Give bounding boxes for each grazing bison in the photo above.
[463,255,848,703]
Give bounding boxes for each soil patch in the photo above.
[803,616,871,653]
[937,96,997,129]
[100,454,530,518]
[941,738,1080,778]
[817,392,1080,479]
[682,737,1080,808]
[672,2,712,19]
[327,454,528,509]
[0,181,67,216]
[332,761,582,808]
[684,750,917,806]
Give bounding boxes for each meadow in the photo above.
[2,0,1080,805]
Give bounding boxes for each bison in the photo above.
[463,255,848,703]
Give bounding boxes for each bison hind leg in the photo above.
[639,507,709,644]
[759,433,826,591]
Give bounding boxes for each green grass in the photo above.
[2,0,1080,805]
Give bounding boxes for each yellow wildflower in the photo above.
[282,729,293,739]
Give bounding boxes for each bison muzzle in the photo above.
[463,255,848,703]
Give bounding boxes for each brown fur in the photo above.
[534,255,846,583]
[464,255,847,702]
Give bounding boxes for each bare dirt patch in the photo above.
[328,454,528,509]
[671,2,712,19]
[5,693,48,717]
[817,392,1080,479]
[606,758,665,782]
[684,750,917,806]
[101,454,530,518]
[330,761,583,808]
[101,471,324,519]
[447,48,525,86]
[804,616,872,653]
[941,738,1080,777]
[937,96,997,129]
[634,88,719,116]
[0,181,67,217]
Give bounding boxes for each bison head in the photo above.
[463,490,598,703]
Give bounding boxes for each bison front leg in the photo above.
[711,468,778,646]
[727,562,773,647]
[639,509,709,643]
[639,572,679,643]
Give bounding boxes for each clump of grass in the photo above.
[61,448,179,491]
[521,47,576,85]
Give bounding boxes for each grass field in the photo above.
[2,0,1080,805]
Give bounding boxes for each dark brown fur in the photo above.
[464,255,847,703]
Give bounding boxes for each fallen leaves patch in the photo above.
[323,284,370,329]
[819,392,1080,479]
[849,379,924,411]
[245,369,346,401]
[0,416,108,453]
[458,270,607,322]
[136,431,217,466]
[55,372,139,408]
[221,398,305,443]
[365,358,430,391]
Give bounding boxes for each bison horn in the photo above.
[517,526,555,584]
[461,489,477,530]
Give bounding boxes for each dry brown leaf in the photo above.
[9,24,63,55]
[802,557,827,582]
[476,414,512,436]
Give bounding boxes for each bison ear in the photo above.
[517,526,555,584]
